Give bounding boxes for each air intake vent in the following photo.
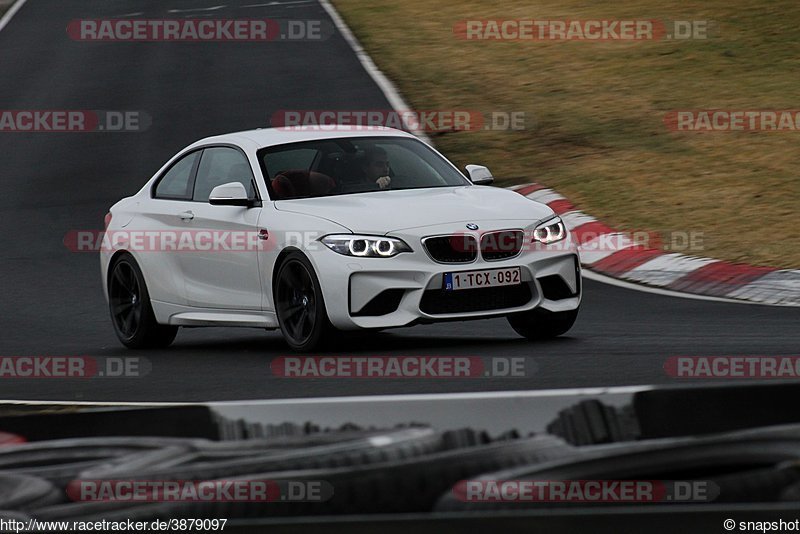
[420,284,533,315]
[538,275,577,300]
[351,289,405,317]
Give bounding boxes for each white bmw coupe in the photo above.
[101,126,581,351]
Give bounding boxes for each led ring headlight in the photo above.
[374,239,395,257]
[348,239,369,256]
[532,217,567,245]
[322,235,411,258]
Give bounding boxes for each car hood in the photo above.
[273,186,554,234]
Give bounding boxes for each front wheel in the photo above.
[108,254,178,349]
[507,308,579,340]
[274,252,335,352]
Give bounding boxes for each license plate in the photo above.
[443,267,521,291]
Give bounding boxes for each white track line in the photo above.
[167,6,226,13]
[318,0,430,143]
[0,0,28,33]
[0,385,654,407]
[582,269,761,305]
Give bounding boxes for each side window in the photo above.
[153,151,200,200]
[263,148,318,177]
[193,147,255,202]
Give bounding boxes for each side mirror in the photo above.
[209,182,252,207]
[465,164,494,185]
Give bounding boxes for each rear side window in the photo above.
[154,152,200,200]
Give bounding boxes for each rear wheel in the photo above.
[108,254,178,349]
[275,252,334,352]
[507,307,579,340]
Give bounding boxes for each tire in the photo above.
[274,252,334,352]
[546,399,640,445]
[436,425,800,511]
[0,474,62,511]
[38,434,577,520]
[0,437,193,487]
[108,254,178,349]
[80,427,446,481]
[507,307,579,340]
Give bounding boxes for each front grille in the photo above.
[423,235,477,263]
[420,284,533,315]
[480,230,524,261]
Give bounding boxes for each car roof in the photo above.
[187,126,419,151]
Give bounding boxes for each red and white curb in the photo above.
[511,183,800,306]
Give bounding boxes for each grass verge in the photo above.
[0,0,14,17]
[333,0,800,268]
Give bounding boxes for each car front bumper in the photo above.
[307,226,581,331]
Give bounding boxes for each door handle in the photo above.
[178,210,194,220]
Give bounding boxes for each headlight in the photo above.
[532,217,567,244]
[321,235,412,258]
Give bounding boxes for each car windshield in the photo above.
[258,136,471,200]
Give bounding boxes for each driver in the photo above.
[361,146,392,189]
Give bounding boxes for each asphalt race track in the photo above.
[1,0,799,402]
